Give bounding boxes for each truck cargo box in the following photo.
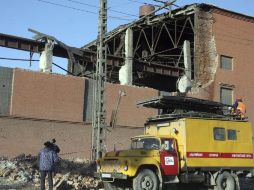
[145,118,254,170]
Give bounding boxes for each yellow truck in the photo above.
[95,96,254,190]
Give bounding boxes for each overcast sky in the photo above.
[0,0,253,74]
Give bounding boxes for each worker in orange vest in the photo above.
[232,97,247,119]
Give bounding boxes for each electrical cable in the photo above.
[65,0,98,8]
[0,57,74,75]
[127,0,154,6]
[0,57,39,62]
[37,0,133,21]
[127,0,180,8]
[108,0,142,9]
[65,0,138,17]
[38,0,97,15]
[153,0,180,7]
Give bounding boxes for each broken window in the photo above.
[220,55,233,70]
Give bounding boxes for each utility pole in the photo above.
[91,0,107,161]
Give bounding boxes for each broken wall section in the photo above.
[192,7,218,99]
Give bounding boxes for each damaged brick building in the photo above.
[0,3,254,158]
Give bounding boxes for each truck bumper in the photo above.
[94,172,128,181]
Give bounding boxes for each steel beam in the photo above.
[0,32,183,79]
[0,33,42,53]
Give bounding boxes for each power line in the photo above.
[0,57,39,62]
[127,0,154,6]
[153,0,180,7]
[0,57,74,75]
[127,0,179,7]
[65,0,98,8]
[65,0,138,17]
[37,0,133,21]
[105,0,155,10]
[38,0,97,15]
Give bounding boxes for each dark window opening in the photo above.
[220,87,233,105]
[221,55,233,70]
[214,127,225,141]
[227,129,237,140]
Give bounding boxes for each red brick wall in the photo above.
[1,70,157,158]
[212,13,254,132]
[10,69,85,122]
[0,117,143,159]
[9,69,158,126]
[106,83,158,127]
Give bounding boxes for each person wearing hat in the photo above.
[38,141,58,190]
[51,138,60,154]
[51,138,60,175]
[232,97,246,119]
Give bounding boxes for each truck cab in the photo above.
[96,135,180,190]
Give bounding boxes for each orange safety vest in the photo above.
[237,102,246,114]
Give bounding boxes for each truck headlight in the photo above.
[97,161,101,170]
[124,160,128,171]
[124,165,128,171]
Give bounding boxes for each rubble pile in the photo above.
[1,155,253,190]
[0,155,101,190]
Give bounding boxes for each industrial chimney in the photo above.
[139,5,155,17]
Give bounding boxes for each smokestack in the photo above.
[139,5,155,18]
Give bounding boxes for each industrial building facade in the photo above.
[0,4,254,158]
[72,3,254,140]
[0,68,157,158]
[79,4,254,123]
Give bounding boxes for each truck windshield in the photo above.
[131,138,160,150]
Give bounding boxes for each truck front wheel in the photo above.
[104,182,117,190]
[216,171,236,190]
[133,169,159,190]
[104,181,131,190]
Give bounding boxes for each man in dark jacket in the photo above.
[51,138,60,153]
[51,138,60,174]
[38,141,58,190]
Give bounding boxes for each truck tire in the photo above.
[104,182,117,190]
[104,181,131,190]
[133,169,159,190]
[216,171,236,190]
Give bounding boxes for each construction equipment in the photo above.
[95,96,254,190]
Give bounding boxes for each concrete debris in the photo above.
[1,155,253,190]
[0,155,101,190]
